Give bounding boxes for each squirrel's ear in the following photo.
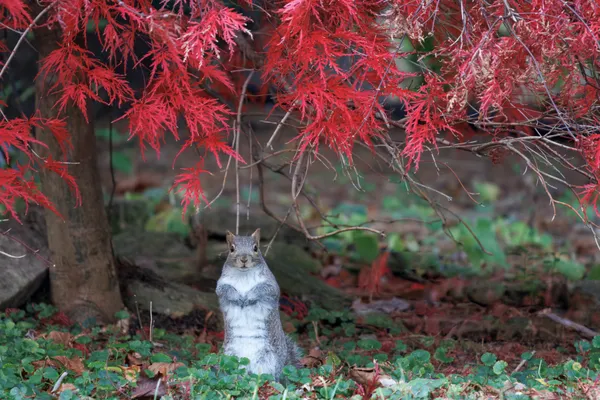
[251,228,261,246]
[225,230,235,247]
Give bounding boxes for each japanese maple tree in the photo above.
[1,0,599,320]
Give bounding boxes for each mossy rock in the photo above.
[117,259,223,330]
[113,230,195,283]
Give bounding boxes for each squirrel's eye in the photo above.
[230,245,235,253]
[253,245,258,252]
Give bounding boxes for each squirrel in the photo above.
[216,229,302,381]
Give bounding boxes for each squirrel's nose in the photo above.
[240,256,248,263]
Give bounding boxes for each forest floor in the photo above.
[2,114,600,399]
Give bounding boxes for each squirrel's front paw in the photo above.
[236,298,257,308]
[232,297,246,307]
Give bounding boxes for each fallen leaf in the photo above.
[131,376,166,399]
[32,356,85,375]
[147,362,185,378]
[300,348,323,368]
[311,375,336,388]
[122,365,140,382]
[127,352,144,366]
[52,355,85,375]
[348,366,396,388]
[45,331,73,348]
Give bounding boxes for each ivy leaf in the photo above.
[481,353,497,366]
[150,353,172,363]
[492,360,508,375]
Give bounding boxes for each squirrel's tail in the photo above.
[285,336,303,368]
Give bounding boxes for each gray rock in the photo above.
[0,219,50,309]
[113,230,196,283]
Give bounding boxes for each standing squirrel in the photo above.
[216,229,301,381]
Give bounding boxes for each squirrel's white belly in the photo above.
[226,337,278,376]
[223,302,271,331]
[223,302,279,377]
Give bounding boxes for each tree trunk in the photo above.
[33,27,124,324]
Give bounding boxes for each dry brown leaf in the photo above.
[51,356,85,375]
[127,352,144,366]
[311,375,336,388]
[348,366,396,388]
[122,365,140,382]
[147,362,185,378]
[45,331,73,348]
[131,376,166,399]
[32,356,85,376]
[31,360,47,369]
[300,348,323,368]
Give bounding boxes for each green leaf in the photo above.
[481,353,497,366]
[576,340,591,353]
[387,233,404,252]
[326,351,342,367]
[593,336,600,349]
[434,347,454,363]
[546,258,585,281]
[343,341,357,351]
[43,367,59,381]
[151,353,172,363]
[352,232,380,263]
[587,265,600,280]
[408,378,446,397]
[357,339,382,351]
[114,310,130,320]
[410,349,431,363]
[474,182,500,203]
[145,207,191,238]
[521,351,534,360]
[492,360,507,375]
[59,390,74,400]
[450,218,506,268]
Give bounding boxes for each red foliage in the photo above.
[170,161,211,213]
[358,251,391,298]
[40,310,73,327]
[1,0,600,220]
[0,0,30,29]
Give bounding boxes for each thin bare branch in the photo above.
[0,3,55,81]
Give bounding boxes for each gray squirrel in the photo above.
[216,229,301,381]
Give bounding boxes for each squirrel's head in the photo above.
[225,229,263,271]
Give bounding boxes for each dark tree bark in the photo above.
[33,27,124,324]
